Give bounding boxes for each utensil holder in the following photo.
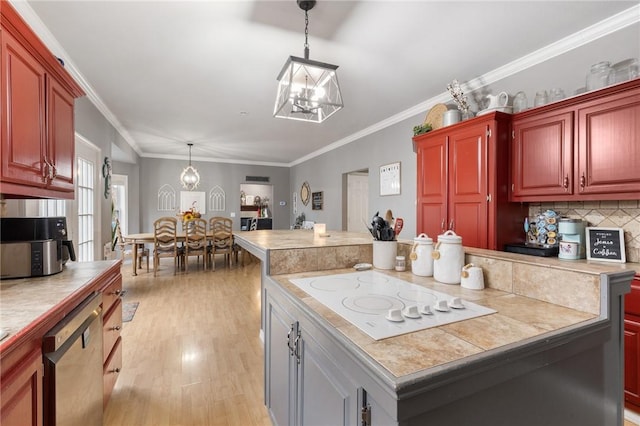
[372,240,397,270]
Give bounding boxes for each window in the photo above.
[76,157,95,261]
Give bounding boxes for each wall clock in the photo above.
[300,181,311,206]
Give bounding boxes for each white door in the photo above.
[346,172,368,232]
[111,174,128,236]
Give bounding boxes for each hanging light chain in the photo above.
[304,9,310,60]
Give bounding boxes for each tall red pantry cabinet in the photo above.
[413,111,526,250]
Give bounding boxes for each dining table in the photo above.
[123,231,232,276]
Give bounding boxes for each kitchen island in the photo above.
[234,230,635,425]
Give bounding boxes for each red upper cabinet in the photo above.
[0,29,47,189]
[510,79,640,202]
[0,1,84,199]
[414,112,525,250]
[577,84,640,196]
[511,110,574,199]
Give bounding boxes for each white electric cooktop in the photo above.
[290,270,496,340]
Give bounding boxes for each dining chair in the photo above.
[184,218,208,273]
[115,218,149,272]
[153,216,181,277]
[208,216,234,271]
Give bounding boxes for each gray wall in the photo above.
[70,22,639,241]
[138,158,289,232]
[290,22,640,239]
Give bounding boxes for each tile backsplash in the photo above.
[529,200,640,264]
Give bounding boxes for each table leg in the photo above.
[132,242,138,276]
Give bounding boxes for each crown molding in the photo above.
[9,1,639,167]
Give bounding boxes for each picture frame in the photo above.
[380,162,401,196]
[585,227,626,263]
[312,191,323,210]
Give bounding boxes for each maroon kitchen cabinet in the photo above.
[414,112,526,250]
[511,110,574,198]
[510,78,640,202]
[101,271,123,408]
[577,82,640,197]
[625,275,640,412]
[0,349,43,426]
[0,0,84,199]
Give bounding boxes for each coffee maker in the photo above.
[0,217,76,279]
[558,218,586,260]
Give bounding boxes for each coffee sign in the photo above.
[586,227,626,263]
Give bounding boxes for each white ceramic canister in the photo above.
[372,240,398,270]
[460,263,485,290]
[431,230,464,284]
[409,233,434,276]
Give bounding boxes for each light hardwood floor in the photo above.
[104,257,270,426]
[104,257,640,426]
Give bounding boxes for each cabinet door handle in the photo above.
[580,173,586,189]
[294,334,301,364]
[287,326,294,355]
[440,219,445,232]
[449,220,454,230]
[563,175,569,190]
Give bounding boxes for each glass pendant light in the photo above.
[274,0,343,123]
[180,143,200,190]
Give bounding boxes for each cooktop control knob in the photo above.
[449,297,465,309]
[434,300,450,312]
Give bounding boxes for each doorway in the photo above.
[344,170,369,232]
[111,174,128,236]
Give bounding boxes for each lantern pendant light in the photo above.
[274,0,343,123]
[180,143,200,190]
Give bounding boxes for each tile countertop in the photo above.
[0,260,120,349]
[234,229,376,249]
[271,268,603,379]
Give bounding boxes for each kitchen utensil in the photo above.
[461,263,485,290]
[393,218,404,237]
[534,90,548,107]
[424,103,448,129]
[549,88,565,102]
[485,92,509,110]
[432,230,464,285]
[513,91,527,113]
[612,58,639,83]
[442,109,461,126]
[586,61,613,91]
[409,233,434,277]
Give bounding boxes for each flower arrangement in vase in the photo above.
[179,201,201,222]
[447,79,474,120]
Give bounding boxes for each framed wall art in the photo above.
[312,191,323,210]
[586,227,626,263]
[380,162,401,196]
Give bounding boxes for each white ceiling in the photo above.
[18,0,639,166]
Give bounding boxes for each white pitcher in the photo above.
[409,233,433,277]
[431,230,464,284]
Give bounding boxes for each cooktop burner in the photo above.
[290,270,496,340]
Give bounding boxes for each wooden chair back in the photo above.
[115,218,149,272]
[184,218,208,272]
[153,216,179,276]
[209,217,234,270]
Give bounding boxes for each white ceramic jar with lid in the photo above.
[431,230,464,284]
[409,233,433,276]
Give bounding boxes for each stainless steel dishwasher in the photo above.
[43,292,104,426]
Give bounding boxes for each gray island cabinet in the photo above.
[234,230,635,425]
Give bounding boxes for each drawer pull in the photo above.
[110,367,121,374]
[112,325,121,331]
